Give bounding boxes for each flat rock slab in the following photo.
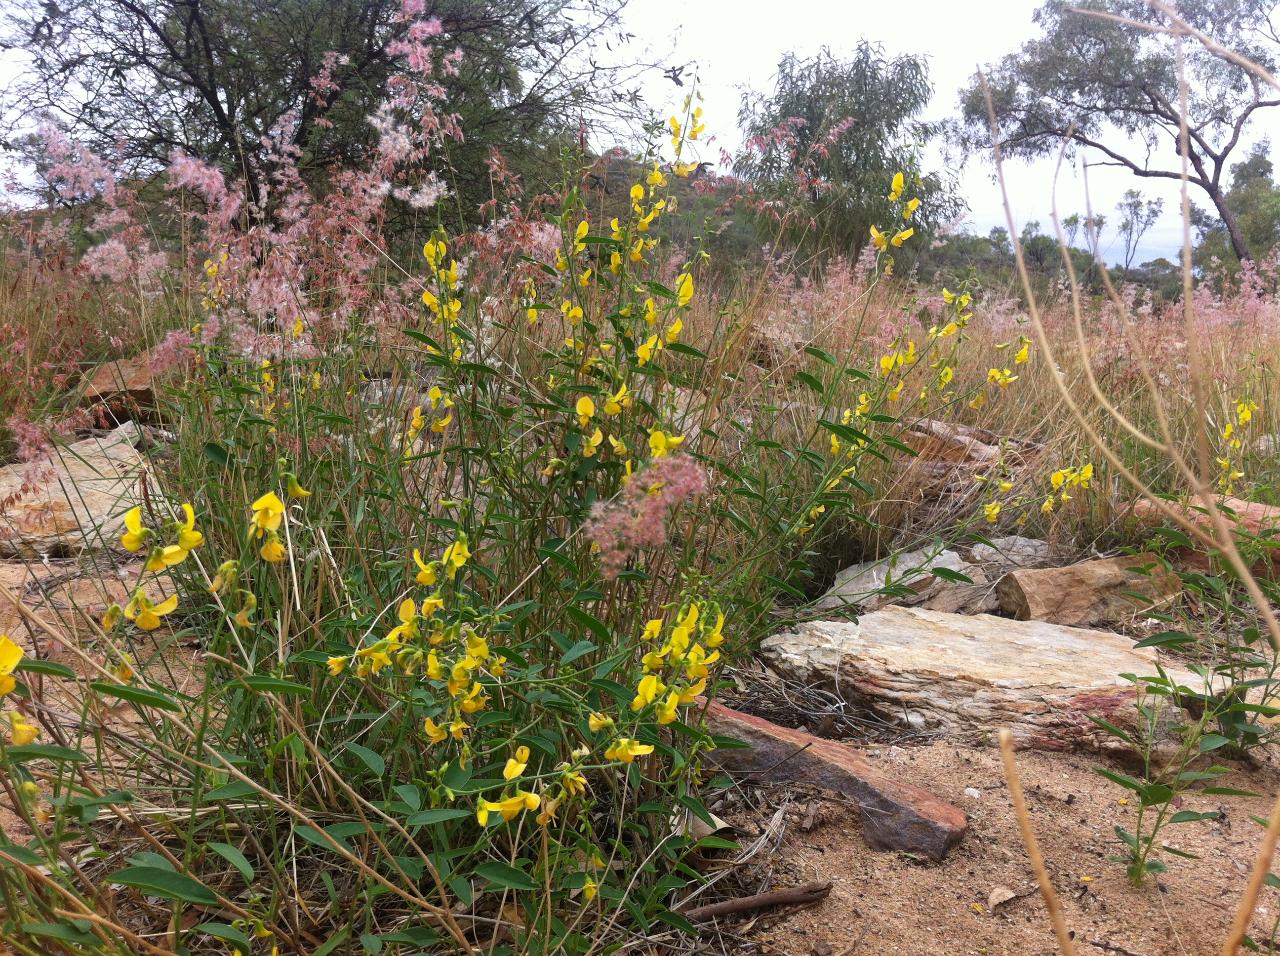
[759,606,1197,752]
[82,350,157,413]
[969,535,1052,569]
[996,553,1180,627]
[0,423,143,558]
[703,701,967,860]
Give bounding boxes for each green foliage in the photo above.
[735,44,959,265]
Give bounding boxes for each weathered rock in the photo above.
[0,558,153,638]
[969,535,1052,569]
[814,547,976,614]
[0,423,144,558]
[996,553,1180,627]
[759,605,1197,752]
[1130,496,1280,573]
[82,351,157,416]
[703,701,967,860]
[904,419,1002,464]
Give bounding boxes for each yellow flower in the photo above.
[582,427,604,457]
[603,384,630,416]
[630,182,645,204]
[1013,339,1030,365]
[869,225,887,252]
[442,536,471,578]
[1041,496,1055,515]
[8,712,38,746]
[582,875,598,902]
[890,227,914,247]
[576,395,596,428]
[503,745,530,781]
[120,506,150,552]
[249,492,285,538]
[588,712,614,732]
[477,791,540,826]
[413,549,439,586]
[904,197,921,220]
[676,272,694,307]
[987,368,1017,389]
[604,737,654,763]
[124,592,179,632]
[656,692,680,725]
[648,429,684,458]
[234,591,256,629]
[636,334,659,366]
[678,678,707,704]
[0,635,23,697]
[631,673,666,711]
[664,317,683,343]
[647,164,666,188]
[984,502,1001,524]
[574,218,589,252]
[145,545,187,573]
[327,656,347,676]
[424,717,448,744]
[259,532,287,563]
[888,171,905,202]
[101,604,123,631]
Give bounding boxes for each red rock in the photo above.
[1130,497,1280,573]
[82,350,157,418]
[703,701,967,861]
[996,553,1180,627]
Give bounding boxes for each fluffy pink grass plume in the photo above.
[586,454,709,578]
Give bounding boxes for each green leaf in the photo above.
[15,659,75,679]
[1087,716,1135,744]
[5,744,88,764]
[206,780,261,801]
[1169,810,1220,824]
[654,909,700,935]
[792,371,826,395]
[346,742,385,777]
[1140,783,1174,807]
[1133,630,1195,649]
[560,640,597,666]
[474,860,538,891]
[239,675,310,695]
[194,922,252,950]
[108,866,219,905]
[207,842,254,884]
[90,681,181,712]
[564,606,612,645]
[20,922,98,946]
[1198,734,1232,752]
[406,808,472,826]
[202,441,231,468]
[1094,767,1145,793]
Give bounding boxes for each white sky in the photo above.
[619,0,1275,264]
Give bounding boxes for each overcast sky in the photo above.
[619,0,1275,264]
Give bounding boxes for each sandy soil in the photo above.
[732,741,1280,956]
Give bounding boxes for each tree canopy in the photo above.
[2,0,642,218]
[735,44,959,265]
[959,0,1280,262]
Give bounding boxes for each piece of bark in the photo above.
[759,606,1197,754]
[680,880,833,923]
[995,553,1179,627]
[703,701,967,860]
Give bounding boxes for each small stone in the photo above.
[969,535,1051,568]
[964,787,982,800]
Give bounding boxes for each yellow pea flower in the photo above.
[890,227,914,247]
[477,791,540,826]
[503,745,530,781]
[631,673,666,711]
[0,635,24,697]
[576,396,596,428]
[582,427,604,457]
[888,171,905,202]
[904,197,921,220]
[249,492,285,538]
[648,429,684,458]
[604,384,630,416]
[984,502,1001,524]
[582,876,599,902]
[259,532,287,563]
[120,506,150,552]
[327,656,347,676]
[664,317,683,343]
[8,712,38,746]
[588,712,613,732]
[603,737,654,763]
[869,225,887,252]
[424,717,448,744]
[676,272,694,307]
[574,219,589,253]
[656,692,680,725]
[124,592,179,632]
[442,535,471,578]
[413,549,439,586]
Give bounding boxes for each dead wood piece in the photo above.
[680,880,833,923]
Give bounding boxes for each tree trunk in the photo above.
[1206,183,1252,262]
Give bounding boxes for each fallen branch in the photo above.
[680,880,833,923]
